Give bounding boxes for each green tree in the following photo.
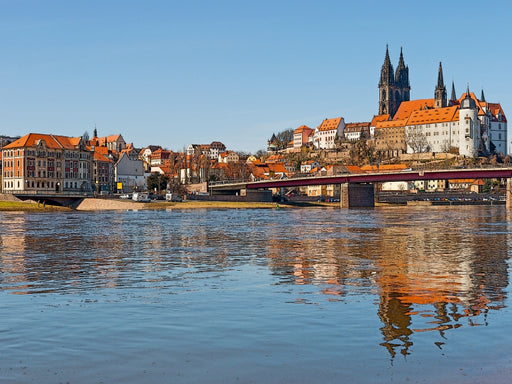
[147,173,169,193]
[482,179,493,193]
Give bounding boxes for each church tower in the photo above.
[378,46,409,117]
[435,62,447,108]
[395,48,410,103]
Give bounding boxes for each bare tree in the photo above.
[405,126,430,153]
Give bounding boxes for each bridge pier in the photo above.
[340,183,375,208]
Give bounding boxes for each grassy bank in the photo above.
[0,201,72,212]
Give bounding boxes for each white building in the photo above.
[115,152,146,192]
[403,89,505,157]
[313,117,345,149]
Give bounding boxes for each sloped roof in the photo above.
[317,117,343,132]
[344,122,370,132]
[3,133,82,150]
[375,119,408,129]
[484,102,507,122]
[360,164,408,172]
[294,125,313,134]
[406,105,459,125]
[88,145,113,162]
[265,154,284,163]
[393,99,435,120]
[370,114,390,126]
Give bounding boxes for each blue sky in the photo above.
[1,0,510,153]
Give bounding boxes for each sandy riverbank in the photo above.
[75,198,295,210]
[0,195,335,212]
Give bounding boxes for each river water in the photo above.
[0,206,511,383]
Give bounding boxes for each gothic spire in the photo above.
[481,89,486,102]
[437,62,444,88]
[450,81,456,101]
[395,46,409,88]
[379,44,395,86]
[398,47,405,68]
[435,62,447,108]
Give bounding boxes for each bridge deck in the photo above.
[209,168,512,190]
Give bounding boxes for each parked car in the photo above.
[132,192,151,202]
[165,193,183,202]
[120,193,132,199]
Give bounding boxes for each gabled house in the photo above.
[115,151,146,192]
[218,151,239,163]
[209,141,226,159]
[139,145,162,168]
[313,117,345,149]
[300,160,321,173]
[344,122,371,141]
[90,134,127,153]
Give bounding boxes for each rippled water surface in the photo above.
[1,206,511,383]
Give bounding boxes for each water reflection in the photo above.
[264,207,510,358]
[0,207,509,361]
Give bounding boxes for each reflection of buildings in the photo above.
[263,208,509,359]
[0,214,28,292]
[374,212,509,358]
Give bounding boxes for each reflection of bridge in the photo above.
[210,167,512,207]
[12,191,93,208]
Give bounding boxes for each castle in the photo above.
[375,46,508,157]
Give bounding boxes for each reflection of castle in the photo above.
[374,217,509,358]
[263,211,509,359]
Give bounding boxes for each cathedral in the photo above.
[378,45,410,117]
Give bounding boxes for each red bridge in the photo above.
[212,167,512,208]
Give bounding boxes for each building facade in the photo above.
[313,117,345,149]
[2,133,91,193]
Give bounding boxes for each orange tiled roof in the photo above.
[317,117,343,132]
[3,133,82,150]
[485,102,507,122]
[393,99,435,120]
[375,119,408,129]
[360,164,408,172]
[265,154,284,163]
[91,134,123,146]
[344,122,370,132]
[87,145,113,162]
[344,165,363,173]
[406,105,459,125]
[370,114,390,126]
[294,125,313,134]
